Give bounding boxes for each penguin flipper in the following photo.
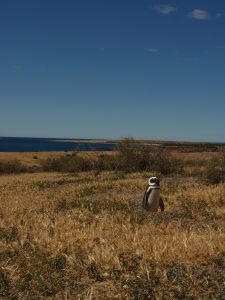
[143,187,151,210]
[159,197,165,211]
[142,191,147,209]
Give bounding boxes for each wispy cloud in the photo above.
[216,13,225,19]
[189,9,209,20]
[152,5,177,15]
[145,48,158,53]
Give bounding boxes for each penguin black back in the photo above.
[143,177,164,212]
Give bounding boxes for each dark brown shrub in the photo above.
[41,138,183,175]
[41,153,93,173]
[205,152,225,184]
[0,160,27,174]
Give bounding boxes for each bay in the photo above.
[0,137,116,152]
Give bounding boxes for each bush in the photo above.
[41,139,183,175]
[116,139,151,172]
[95,153,118,172]
[150,149,183,175]
[0,139,183,175]
[41,153,93,173]
[205,152,225,184]
[115,139,183,174]
[0,160,27,174]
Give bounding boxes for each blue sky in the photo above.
[1,0,225,141]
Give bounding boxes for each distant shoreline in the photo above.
[53,139,113,144]
[0,136,225,153]
[0,137,117,152]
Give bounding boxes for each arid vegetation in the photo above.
[0,140,225,299]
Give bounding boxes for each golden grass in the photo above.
[0,152,71,167]
[1,164,225,298]
[0,151,112,169]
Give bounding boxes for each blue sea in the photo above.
[0,137,117,152]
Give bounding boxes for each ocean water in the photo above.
[0,137,116,152]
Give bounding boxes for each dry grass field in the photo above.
[0,152,73,167]
[1,148,225,299]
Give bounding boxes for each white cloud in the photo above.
[189,9,209,20]
[152,5,177,15]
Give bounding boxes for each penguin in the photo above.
[143,176,164,212]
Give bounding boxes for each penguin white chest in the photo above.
[146,189,160,212]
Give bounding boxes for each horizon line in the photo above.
[1,136,225,144]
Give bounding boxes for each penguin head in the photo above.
[149,176,160,187]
